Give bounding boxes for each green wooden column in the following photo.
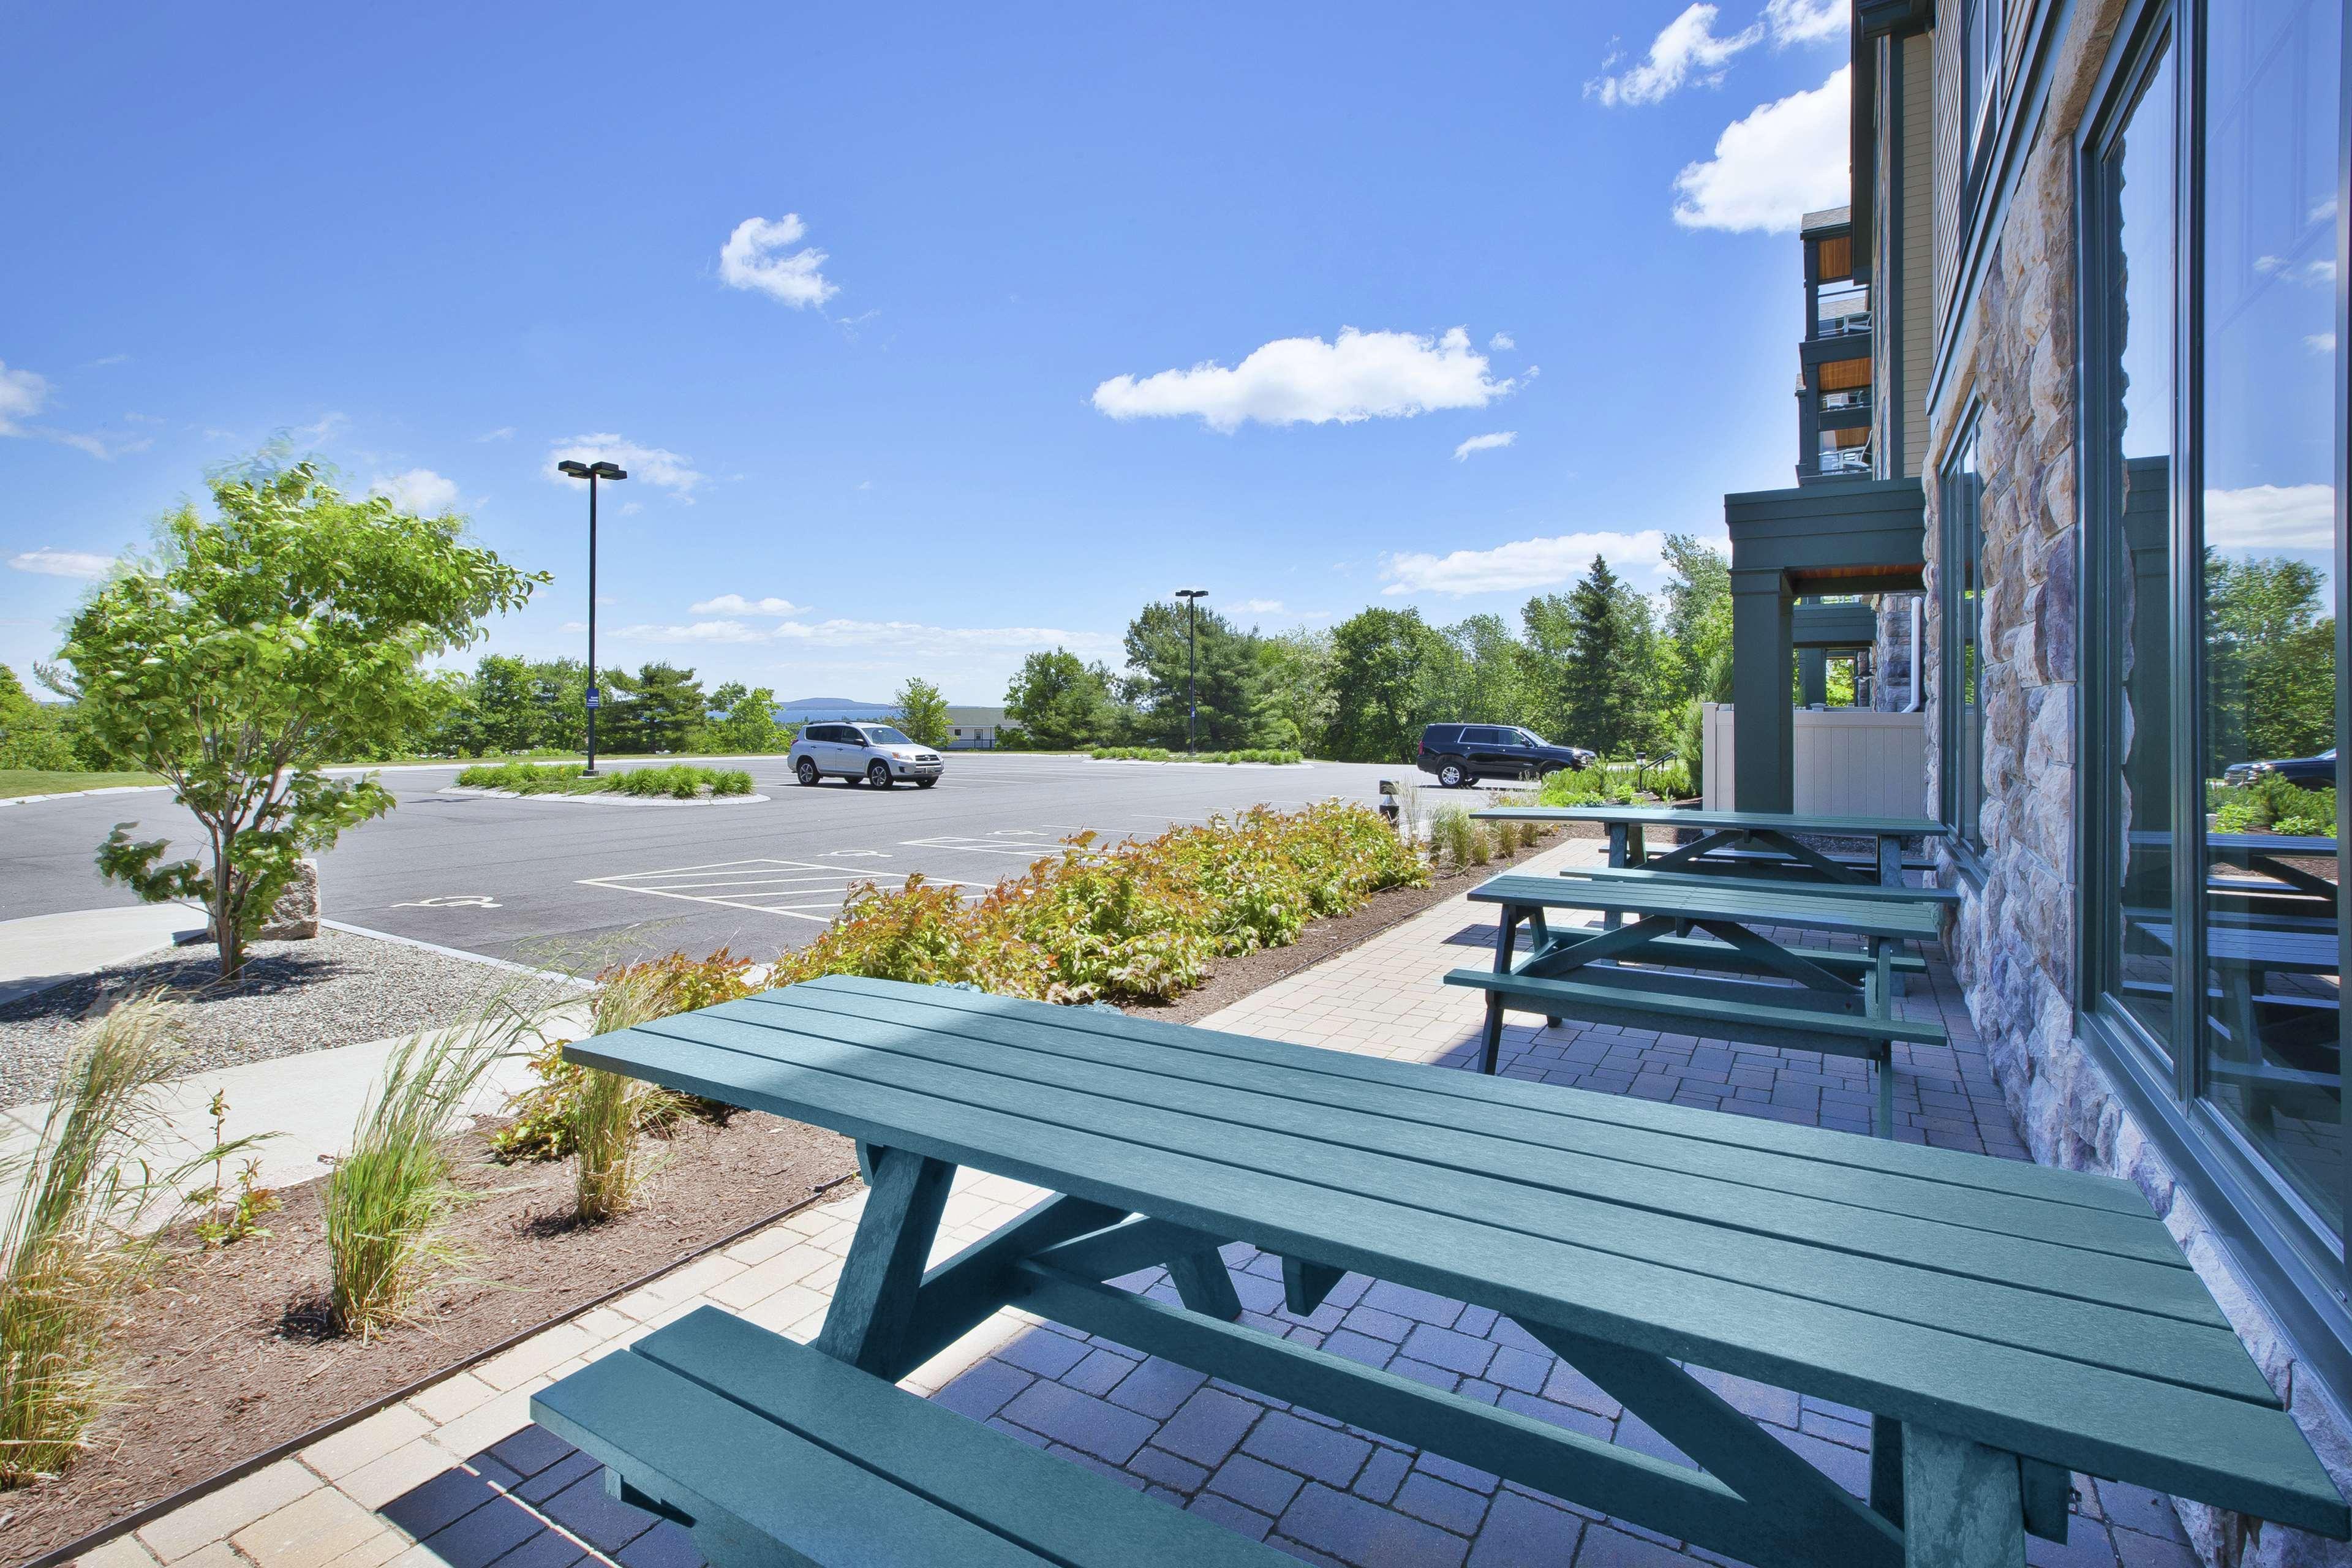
[1731,566,1798,813]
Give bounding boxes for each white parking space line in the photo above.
[897,831,1068,858]
[579,857,987,924]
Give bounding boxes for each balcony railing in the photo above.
[1816,311,1873,337]
[1816,448,1874,475]
[1821,388,1871,412]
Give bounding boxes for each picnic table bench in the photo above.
[1476,804,1951,889]
[1449,873,1947,1134]
[530,975,2346,1568]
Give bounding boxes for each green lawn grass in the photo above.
[0,769,165,800]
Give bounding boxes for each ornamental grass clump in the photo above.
[0,994,183,1486]
[569,967,687,1224]
[324,1007,514,1340]
[1430,805,1476,869]
[494,949,759,1163]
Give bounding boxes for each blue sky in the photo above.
[0,2,1854,703]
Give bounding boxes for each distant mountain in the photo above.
[775,696,899,724]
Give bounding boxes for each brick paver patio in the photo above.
[85,836,2195,1568]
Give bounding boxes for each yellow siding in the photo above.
[1901,32,1935,475]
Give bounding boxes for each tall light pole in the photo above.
[1175,588,1207,756]
[557,459,628,775]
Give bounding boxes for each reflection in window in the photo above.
[2101,37,2179,1055]
[1944,426,1986,850]
[2198,0,2341,1230]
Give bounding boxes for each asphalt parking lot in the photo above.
[2,755,1499,968]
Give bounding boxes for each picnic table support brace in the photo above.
[815,1145,955,1376]
[1901,1425,2026,1568]
[1014,1261,1901,1568]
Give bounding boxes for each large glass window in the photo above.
[1964,0,2008,159]
[1943,424,1987,851]
[2092,28,2181,1057]
[2195,0,2342,1231]
[2084,0,2345,1260]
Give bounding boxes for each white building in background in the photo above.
[944,706,1015,750]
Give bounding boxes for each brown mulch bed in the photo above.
[1,1114,859,1565]
[1127,823,1566,1026]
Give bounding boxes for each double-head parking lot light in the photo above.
[556,459,628,775]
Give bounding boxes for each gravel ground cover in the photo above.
[0,926,579,1109]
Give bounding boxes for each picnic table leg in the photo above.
[1872,940,1898,1139]
[1870,1416,1904,1525]
[815,1145,956,1376]
[1480,907,1520,1074]
[1901,1425,2025,1568]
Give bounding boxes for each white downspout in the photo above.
[1902,594,1923,712]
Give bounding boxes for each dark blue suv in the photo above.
[1415,724,1594,788]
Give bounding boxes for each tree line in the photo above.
[1006,536,1736,765]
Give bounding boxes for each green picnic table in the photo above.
[1475,804,1950,889]
[531,975,2347,1568]
[1449,873,1948,1135]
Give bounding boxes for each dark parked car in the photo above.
[2223,748,2337,788]
[1415,724,1594,788]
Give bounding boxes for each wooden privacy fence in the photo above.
[1702,704,1928,818]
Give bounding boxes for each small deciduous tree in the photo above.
[61,462,542,979]
[891,677,953,748]
[701,682,788,753]
[1005,648,1121,750]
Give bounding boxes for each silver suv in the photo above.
[790,723,944,789]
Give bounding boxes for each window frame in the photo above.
[2070,0,2352,1406]
[1939,410,1989,865]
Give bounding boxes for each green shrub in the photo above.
[1088,747,1303,766]
[456,761,585,791]
[460,761,754,801]
[2208,773,2337,838]
[772,802,1426,1005]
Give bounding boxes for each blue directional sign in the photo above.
[586,687,600,709]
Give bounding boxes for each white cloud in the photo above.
[9,546,116,580]
[618,617,1120,658]
[691,594,809,616]
[1234,598,1286,614]
[545,434,704,499]
[2256,255,2338,286]
[0,363,52,432]
[1453,431,1517,461]
[369,468,462,514]
[1588,5,1763,106]
[1672,66,1850,233]
[2308,333,2338,355]
[290,412,349,446]
[559,620,589,633]
[1763,0,1847,44]
[1488,331,1515,350]
[719,213,839,309]
[0,366,151,459]
[2204,483,2337,550]
[1381,529,1672,597]
[1093,326,1513,432]
[475,426,515,442]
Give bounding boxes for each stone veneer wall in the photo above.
[1872,592,1923,714]
[1918,0,2352,1564]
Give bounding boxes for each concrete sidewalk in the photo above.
[0,903,204,1008]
